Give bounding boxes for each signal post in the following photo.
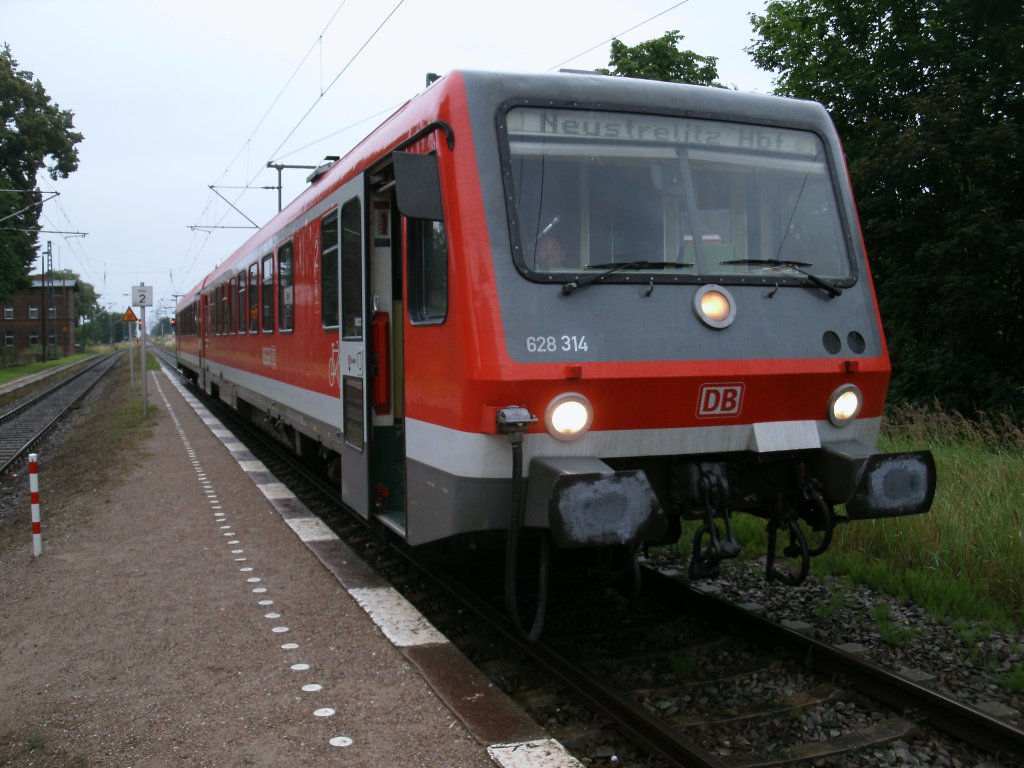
[131,283,153,416]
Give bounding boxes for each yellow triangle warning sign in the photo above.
[122,307,138,323]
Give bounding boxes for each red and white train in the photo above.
[177,70,934,628]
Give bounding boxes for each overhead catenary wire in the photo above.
[179,0,408,294]
[178,0,696,299]
[262,0,408,171]
[548,0,695,71]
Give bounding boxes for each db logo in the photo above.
[697,383,744,418]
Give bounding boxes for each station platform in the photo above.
[0,364,580,767]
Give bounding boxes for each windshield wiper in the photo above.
[562,261,693,296]
[721,258,842,298]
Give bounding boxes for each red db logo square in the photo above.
[697,383,744,418]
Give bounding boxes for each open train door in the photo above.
[335,175,371,519]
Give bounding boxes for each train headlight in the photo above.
[694,285,735,329]
[828,384,862,426]
[545,393,593,441]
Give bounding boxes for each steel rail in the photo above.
[0,354,109,427]
[644,567,1024,761]
[422,565,729,768]
[0,352,121,475]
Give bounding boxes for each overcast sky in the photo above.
[3,0,772,319]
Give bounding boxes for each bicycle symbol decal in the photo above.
[328,341,340,388]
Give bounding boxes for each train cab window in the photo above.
[261,253,274,333]
[408,219,448,325]
[278,241,294,332]
[321,210,340,329]
[340,198,363,340]
[247,263,259,333]
[503,107,852,288]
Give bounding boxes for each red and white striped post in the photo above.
[29,453,41,557]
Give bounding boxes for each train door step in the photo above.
[375,509,406,538]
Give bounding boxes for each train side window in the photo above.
[216,286,223,335]
[228,277,236,334]
[278,241,294,333]
[222,285,229,334]
[261,253,274,333]
[340,198,363,340]
[237,271,247,335]
[321,210,340,328]
[408,218,448,325]
[222,284,231,335]
[248,263,259,333]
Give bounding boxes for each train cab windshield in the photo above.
[503,106,853,289]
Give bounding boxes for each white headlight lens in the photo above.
[694,284,736,329]
[828,385,862,426]
[546,393,593,441]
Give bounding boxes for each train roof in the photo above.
[178,69,830,311]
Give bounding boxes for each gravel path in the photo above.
[0,366,494,767]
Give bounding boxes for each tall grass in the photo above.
[822,405,1024,630]
[675,405,1024,631]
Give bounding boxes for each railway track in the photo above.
[0,352,122,475]
[163,359,1022,767]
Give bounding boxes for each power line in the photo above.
[263,0,408,169]
[549,0,695,71]
[209,0,352,192]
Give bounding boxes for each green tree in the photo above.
[0,44,83,301]
[601,30,724,87]
[48,268,98,321]
[749,0,1024,415]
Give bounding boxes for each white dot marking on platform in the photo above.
[231,549,244,554]
[302,683,322,692]
[272,626,289,634]
[314,708,335,718]
[290,663,310,671]
[258,599,274,606]
[246,577,261,583]
[281,642,299,650]
[252,587,267,594]
[264,612,281,619]
[329,736,353,748]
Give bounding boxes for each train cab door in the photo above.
[335,177,371,519]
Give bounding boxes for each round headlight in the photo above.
[545,393,593,441]
[694,284,736,329]
[828,384,862,426]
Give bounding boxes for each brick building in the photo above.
[1,276,78,363]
